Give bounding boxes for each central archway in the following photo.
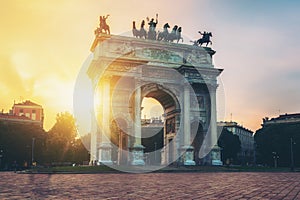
[141,97,164,165]
[141,83,181,165]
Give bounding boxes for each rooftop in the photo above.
[218,121,253,133]
[14,100,42,107]
[262,113,300,126]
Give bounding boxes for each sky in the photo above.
[1,0,300,132]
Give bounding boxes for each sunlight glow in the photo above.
[142,98,164,120]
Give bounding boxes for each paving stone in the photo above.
[0,172,299,199]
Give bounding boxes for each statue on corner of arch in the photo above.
[99,14,110,35]
[197,31,212,46]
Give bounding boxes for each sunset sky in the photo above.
[1,0,300,132]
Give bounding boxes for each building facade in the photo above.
[0,100,44,127]
[218,121,255,165]
[262,113,300,126]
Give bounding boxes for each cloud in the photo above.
[1,0,300,132]
[0,55,31,108]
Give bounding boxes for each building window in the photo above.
[32,110,36,113]
[20,109,23,113]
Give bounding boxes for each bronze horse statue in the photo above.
[174,27,183,43]
[99,15,110,34]
[197,31,212,46]
[132,20,147,39]
[157,23,170,41]
[167,25,183,43]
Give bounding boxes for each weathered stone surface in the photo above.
[0,172,299,199]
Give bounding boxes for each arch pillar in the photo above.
[98,77,113,165]
[209,84,222,166]
[182,84,195,165]
[131,79,145,165]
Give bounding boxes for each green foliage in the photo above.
[0,112,89,169]
[44,112,89,164]
[217,127,241,164]
[0,121,46,169]
[255,123,300,167]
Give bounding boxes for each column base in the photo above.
[182,146,196,166]
[131,144,145,166]
[211,145,223,166]
[98,143,113,165]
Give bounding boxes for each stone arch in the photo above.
[139,83,181,165]
[86,34,223,167]
[141,83,180,112]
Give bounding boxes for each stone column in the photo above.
[131,80,145,165]
[90,79,99,165]
[209,85,222,166]
[89,110,98,165]
[182,84,195,165]
[98,77,113,165]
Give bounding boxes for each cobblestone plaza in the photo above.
[0,172,299,199]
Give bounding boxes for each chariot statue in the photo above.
[130,14,184,43]
[146,14,158,40]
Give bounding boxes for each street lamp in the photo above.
[272,152,279,168]
[0,149,3,170]
[154,142,157,164]
[31,137,35,167]
[290,137,295,172]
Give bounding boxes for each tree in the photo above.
[217,127,241,165]
[0,121,46,169]
[255,123,300,167]
[44,112,89,164]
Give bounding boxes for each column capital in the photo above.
[101,75,112,82]
[183,81,191,88]
[134,77,142,87]
[207,84,219,92]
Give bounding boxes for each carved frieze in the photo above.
[135,48,183,63]
[185,49,210,65]
[106,63,139,75]
[142,67,180,80]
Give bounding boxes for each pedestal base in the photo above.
[182,146,196,166]
[131,144,145,166]
[211,146,223,166]
[98,143,113,165]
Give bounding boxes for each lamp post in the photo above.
[31,137,35,167]
[0,149,3,170]
[154,142,157,164]
[290,137,295,172]
[272,152,279,168]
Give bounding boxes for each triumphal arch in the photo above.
[87,32,223,166]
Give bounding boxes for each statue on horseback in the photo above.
[197,31,212,46]
[99,14,110,35]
